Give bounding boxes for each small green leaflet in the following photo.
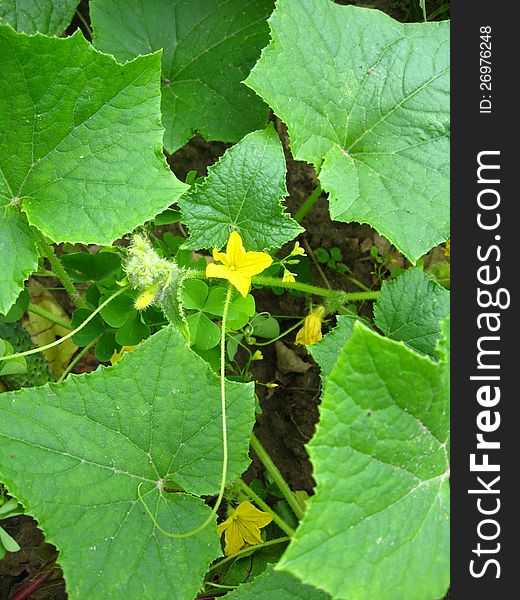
[0,26,187,314]
[0,326,255,599]
[90,0,274,153]
[180,125,303,251]
[226,567,330,599]
[374,268,450,358]
[278,322,450,600]
[246,0,449,261]
[0,0,80,35]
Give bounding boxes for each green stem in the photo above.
[75,9,93,38]
[57,336,100,383]
[252,275,379,302]
[294,185,322,223]
[137,284,233,538]
[250,434,305,521]
[36,231,79,304]
[238,480,295,536]
[27,303,71,330]
[0,287,128,362]
[207,536,290,573]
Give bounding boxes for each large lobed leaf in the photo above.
[0,25,187,314]
[0,325,255,599]
[180,125,302,251]
[246,0,449,261]
[374,267,449,358]
[91,0,274,152]
[0,0,80,35]
[278,322,450,600]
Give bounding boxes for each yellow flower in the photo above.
[290,241,306,257]
[217,501,273,556]
[443,239,450,257]
[110,343,140,365]
[295,306,326,346]
[206,231,272,297]
[282,269,297,283]
[251,350,263,361]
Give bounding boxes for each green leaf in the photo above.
[0,325,255,599]
[252,314,280,339]
[309,315,357,379]
[115,312,150,346]
[71,309,105,347]
[374,268,449,358]
[99,292,136,329]
[0,289,29,323]
[0,0,80,35]
[0,339,27,377]
[182,280,209,312]
[180,125,303,251]
[187,312,221,351]
[90,0,274,153]
[246,0,449,261]
[226,567,329,599]
[0,209,39,315]
[0,26,187,312]
[62,252,122,284]
[0,527,20,553]
[278,322,449,600]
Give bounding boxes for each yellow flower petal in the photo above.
[217,515,233,537]
[223,522,244,556]
[235,251,273,277]
[206,231,272,297]
[226,230,246,266]
[217,501,273,556]
[235,501,273,528]
[295,306,326,346]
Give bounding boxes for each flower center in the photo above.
[229,265,237,271]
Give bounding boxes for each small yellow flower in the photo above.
[290,241,306,257]
[443,239,450,257]
[295,306,326,346]
[282,269,297,283]
[206,231,272,297]
[217,501,273,556]
[110,343,140,365]
[251,350,263,361]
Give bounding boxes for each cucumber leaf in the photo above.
[226,567,329,599]
[0,0,80,35]
[0,326,255,599]
[180,125,302,251]
[91,0,274,152]
[278,322,450,600]
[374,268,450,358]
[0,26,187,314]
[246,0,449,261]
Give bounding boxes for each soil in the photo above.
[1,1,450,598]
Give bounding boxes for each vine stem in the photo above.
[251,275,379,302]
[238,480,295,536]
[27,303,71,330]
[294,185,322,223]
[0,287,128,362]
[57,335,101,383]
[250,434,305,521]
[137,284,233,538]
[36,231,79,304]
